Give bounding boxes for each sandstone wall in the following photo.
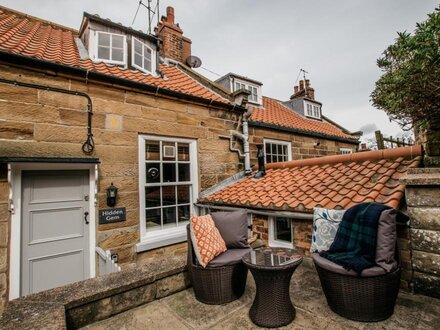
[0,63,243,309]
[249,126,356,165]
[402,168,440,298]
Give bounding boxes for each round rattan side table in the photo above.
[242,247,303,328]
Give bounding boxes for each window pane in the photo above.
[277,144,282,154]
[177,185,190,204]
[275,217,292,242]
[112,35,124,48]
[98,33,110,47]
[162,186,176,206]
[163,206,177,228]
[135,53,143,67]
[97,46,110,60]
[145,186,161,208]
[145,140,160,160]
[146,208,161,230]
[145,47,152,58]
[163,163,176,182]
[163,142,176,160]
[112,49,124,62]
[143,58,151,72]
[134,39,142,53]
[178,143,190,161]
[146,163,160,183]
[266,155,271,163]
[178,163,190,182]
[178,205,190,225]
[265,143,271,154]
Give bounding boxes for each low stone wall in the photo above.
[401,168,440,298]
[0,255,189,329]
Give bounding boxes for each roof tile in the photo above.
[201,146,422,212]
[0,8,230,105]
[250,97,357,141]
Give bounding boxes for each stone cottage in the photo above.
[0,4,359,309]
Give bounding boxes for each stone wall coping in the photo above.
[0,255,187,329]
[401,168,440,185]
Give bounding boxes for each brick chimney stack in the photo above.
[290,79,315,100]
[155,6,192,63]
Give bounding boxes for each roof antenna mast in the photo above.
[300,68,308,96]
[132,0,160,34]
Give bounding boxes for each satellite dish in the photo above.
[185,55,202,68]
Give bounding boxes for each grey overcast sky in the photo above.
[1,0,438,141]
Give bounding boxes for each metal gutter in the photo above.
[195,203,313,220]
[0,51,246,113]
[249,120,360,145]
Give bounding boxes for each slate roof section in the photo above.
[250,97,358,142]
[0,7,229,104]
[200,146,422,212]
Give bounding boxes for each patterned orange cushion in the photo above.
[190,214,227,268]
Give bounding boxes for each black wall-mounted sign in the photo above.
[99,207,126,224]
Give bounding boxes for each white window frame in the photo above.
[269,216,294,248]
[304,101,321,119]
[137,135,199,252]
[95,31,127,66]
[264,139,292,164]
[233,80,260,105]
[131,37,155,74]
[340,148,353,155]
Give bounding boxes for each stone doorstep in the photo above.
[0,255,189,330]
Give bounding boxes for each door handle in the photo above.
[84,211,89,225]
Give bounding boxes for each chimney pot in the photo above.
[299,80,304,90]
[305,79,310,87]
[294,86,299,93]
[166,6,175,24]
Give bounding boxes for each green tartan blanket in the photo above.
[319,202,391,274]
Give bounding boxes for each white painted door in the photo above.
[21,170,90,296]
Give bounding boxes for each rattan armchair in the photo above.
[314,247,401,322]
[186,225,248,304]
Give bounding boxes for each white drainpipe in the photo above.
[242,117,251,174]
[230,108,252,175]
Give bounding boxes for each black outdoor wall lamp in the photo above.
[106,183,118,207]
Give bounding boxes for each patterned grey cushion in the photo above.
[310,207,345,253]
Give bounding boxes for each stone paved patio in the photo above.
[82,263,440,330]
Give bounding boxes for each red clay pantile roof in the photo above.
[250,97,357,141]
[0,7,229,104]
[200,146,422,212]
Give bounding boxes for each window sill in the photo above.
[268,240,294,249]
[136,228,187,252]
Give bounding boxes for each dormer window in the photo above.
[235,82,259,103]
[96,31,126,65]
[305,102,321,119]
[132,37,154,74]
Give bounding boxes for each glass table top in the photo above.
[242,247,303,268]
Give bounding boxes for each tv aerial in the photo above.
[132,0,159,34]
[185,55,202,68]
